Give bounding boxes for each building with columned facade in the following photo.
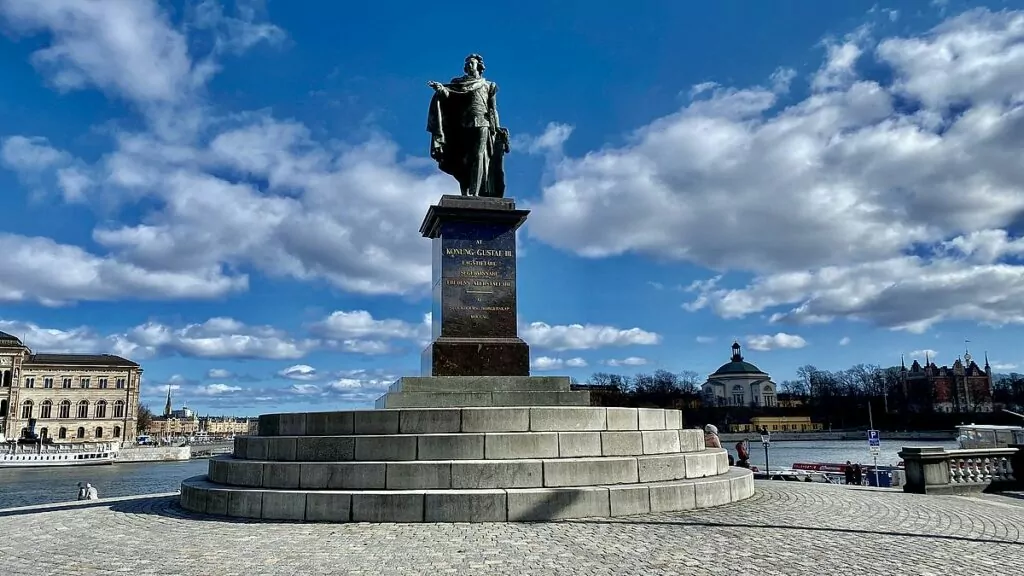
[701,342,778,408]
[0,331,143,445]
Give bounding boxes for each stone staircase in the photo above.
[180,406,754,522]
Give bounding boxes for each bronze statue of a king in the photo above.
[427,53,510,197]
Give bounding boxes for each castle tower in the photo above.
[164,385,172,417]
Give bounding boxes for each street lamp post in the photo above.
[760,428,771,479]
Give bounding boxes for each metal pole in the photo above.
[874,454,879,487]
[764,442,770,479]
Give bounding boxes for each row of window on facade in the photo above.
[19,425,122,440]
[7,376,128,389]
[13,399,126,419]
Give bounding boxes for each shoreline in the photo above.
[718,430,955,443]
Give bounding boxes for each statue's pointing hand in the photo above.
[427,81,448,96]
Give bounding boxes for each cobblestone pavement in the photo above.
[0,482,1022,576]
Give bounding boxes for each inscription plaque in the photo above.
[419,195,531,376]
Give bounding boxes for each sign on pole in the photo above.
[868,429,880,455]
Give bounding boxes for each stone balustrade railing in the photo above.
[899,444,1021,495]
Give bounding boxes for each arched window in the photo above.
[40,400,53,419]
[20,400,33,419]
[731,384,745,406]
[113,425,122,438]
[95,400,107,419]
[58,427,67,439]
[59,400,71,419]
[95,426,104,438]
[113,400,125,418]
[76,426,86,439]
[0,399,7,417]
[77,400,89,419]
[40,427,49,439]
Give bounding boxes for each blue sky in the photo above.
[1,0,1023,416]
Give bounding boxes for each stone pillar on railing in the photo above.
[898,447,950,494]
[1012,444,1024,490]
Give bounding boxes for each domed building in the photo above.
[702,342,778,407]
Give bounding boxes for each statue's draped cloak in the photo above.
[426,76,507,197]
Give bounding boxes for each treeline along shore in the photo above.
[570,365,1024,432]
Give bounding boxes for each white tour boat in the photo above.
[956,424,1024,449]
[0,434,119,468]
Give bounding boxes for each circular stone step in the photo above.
[179,467,754,522]
[207,449,729,490]
[234,429,707,462]
[257,407,687,436]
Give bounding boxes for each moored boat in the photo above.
[0,434,118,467]
[956,424,1024,449]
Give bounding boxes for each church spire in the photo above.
[164,385,172,417]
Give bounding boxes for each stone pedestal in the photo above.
[419,195,530,377]
[179,195,758,522]
[375,376,591,408]
[898,446,952,494]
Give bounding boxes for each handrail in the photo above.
[898,445,1019,494]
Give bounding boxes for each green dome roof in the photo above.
[712,360,766,376]
[710,342,767,376]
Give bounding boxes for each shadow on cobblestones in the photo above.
[0,500,115,518]
[565,519,1024,546]
[107,496,297,524]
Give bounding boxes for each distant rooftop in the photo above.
[24,353,139,368]
[0,331,23,347]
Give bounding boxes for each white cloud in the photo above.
[0,233,247,306]
[527,9,1024,334]
[0,316,317,361]
[520,122,574,156]
[0,319,113,354]
[311,310,425,341]
[839,336,851,346]
[695,336,716,344]
[603,357,648,367]
[195,383,243,396]
[0,0,197,105]
[909,349,939,361]
[531,357,588,371]
[0,1,442,304]
[522,322,661,351]
[190,0,287,54]
[117,317,316,360]
[277,364,318,381]
[206,368,232,379]
[992,362,1018,371]
[1,136,68,171]
[288,383,320,396]
[745,333,808,351]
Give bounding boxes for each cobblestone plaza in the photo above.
[0,482,1021,575]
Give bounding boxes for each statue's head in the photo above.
[464,54,485,76]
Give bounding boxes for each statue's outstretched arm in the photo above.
[427,81,449,98]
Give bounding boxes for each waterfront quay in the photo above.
[0,482,1020,576]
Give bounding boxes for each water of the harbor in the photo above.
[0,458,208,509]
[0,439,962,509]
[742,439,960,471]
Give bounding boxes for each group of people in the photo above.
[76,482,98,501]
[843,461,865,485]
